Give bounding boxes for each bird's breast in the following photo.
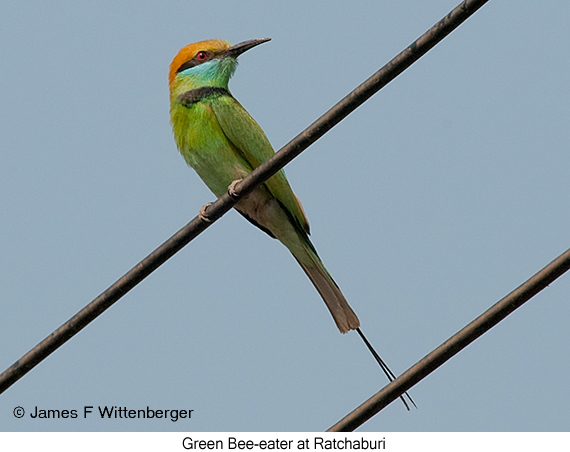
[171,100,252,197]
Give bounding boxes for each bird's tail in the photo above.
[293,241,360,334]
[291,233,416,410]
[291,234,416,409]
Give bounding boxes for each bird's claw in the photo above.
[228,179,243,200]
[199,203,213,224]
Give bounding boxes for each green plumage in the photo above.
[170,39,359,333]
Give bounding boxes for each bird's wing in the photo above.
[211,95,310,235]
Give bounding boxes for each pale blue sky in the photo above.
[1,0,569,431]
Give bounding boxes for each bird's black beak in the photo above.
[221,38,271,59]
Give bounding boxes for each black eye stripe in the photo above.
[176,51,212,74]
[176,59,200,73]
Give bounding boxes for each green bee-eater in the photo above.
[169,38,415,409]
[169,38,359,334]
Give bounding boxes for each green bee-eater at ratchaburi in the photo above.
[169,37,416,409]
[169,38,360,334]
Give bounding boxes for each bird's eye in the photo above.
[196,51,208,61]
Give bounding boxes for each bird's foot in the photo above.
[199,203,213,224]
[228,179,243,200]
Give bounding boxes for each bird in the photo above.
[168,38,414,409]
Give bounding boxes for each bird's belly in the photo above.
[173,104,298,246]
[188,142,251,197]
